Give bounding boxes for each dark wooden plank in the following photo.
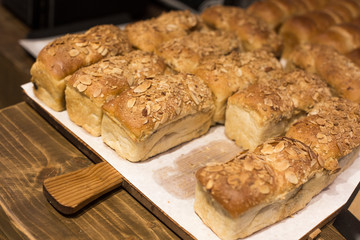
[0,102,180,240]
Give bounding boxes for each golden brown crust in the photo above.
[102,73,215,141]
[229,69,331,118]
[65,51,167,136]
[280,12,334,58]
[274,69,332,112]
[125,10,202,52]
[288,44,360,103]
[194,50,282,123]
[34,25,132,81]
[196,137,321,218]
[67,51,167,107]
[246,1,288,29]
[224,69,331,150]
[228,82,294,127]
[280,0,360,58]
[311,20,360,54]
[201,5,283,55]
[155,29,242,73]
[30,24,132,111]
[246,0,329,30]
[286,97,360,171]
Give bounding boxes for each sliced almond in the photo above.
[243,160,254,171]
[189,91,200,105]
[316,118,326,126]
[127,98,136,108]
[92,88,102,98]
[69,49,80,57]
[101,48,109,56]
[127,77,134,86]
[274,141,285,153]
[152,104,161,112]
[75,41,88,47]
[227,175,241,185]
[259,184,270,194]
[285,171,298,184]
[77,83,87,92]
[166,24,177,32]
[72,79,80,88]
[206,179,214,190]
[236,68,243,77]
[317,133,328,143]
[97,45,105,54]
[80,78,92,85]
[264,98,273,107]
[134,81,152,93]
[285,148,298,158]
[81,47,89,55]
[112,67,123,75]
[154,121,160,130]
[261,143,274,155]
[160,112,169,124]
[273,159,290,171]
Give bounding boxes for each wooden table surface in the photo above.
[0,2,350,240]
[0,102,180,240]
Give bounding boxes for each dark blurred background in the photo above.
[2,0,256,37]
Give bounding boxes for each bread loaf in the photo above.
[225,69,331,150]
[311,17,360,54]
[194,50,282,123]
[101,73,215,162]
[201,5,283,56]
[30,25,132,111]
[246,0,329,30]
[287,43,360,103]
[155,29,242,74]
[125,10,202,52]
[195,97,360,240]
[279,0,360,58]
[286,97,360,171]
[65,51,167,136]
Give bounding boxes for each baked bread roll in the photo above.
[279,0,360,58]
[194,50,282,123]
[155,29,242,74]
[246,0,329,30]
[200,5,283,56]
[195,98,360,240]
[311,17,360,54]
[286,97,360,171]
[287,43,360,103]
[125,10,202,52]
[225,69,331,150]
[65,51,167,136]
[101,73,215,162]
[30,25,132,111]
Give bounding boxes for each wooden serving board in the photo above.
[22,82,360,240]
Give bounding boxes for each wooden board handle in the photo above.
[43,161,123,215]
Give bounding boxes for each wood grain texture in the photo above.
[0,102,179,240]
[43,161,123,215]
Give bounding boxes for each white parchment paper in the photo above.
[22,82,360,240]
